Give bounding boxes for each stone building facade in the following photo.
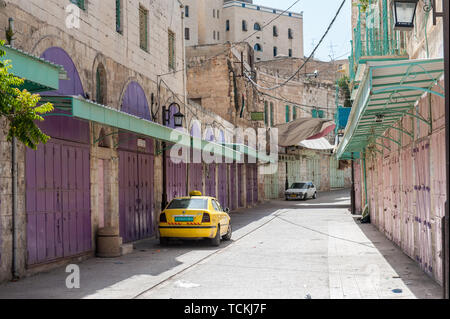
[341,0,446,284]
[183,0,304,62]
[0,0,260,283]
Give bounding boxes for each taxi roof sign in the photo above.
[189,191,202,196]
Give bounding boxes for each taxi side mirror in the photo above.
[225,208,230,213]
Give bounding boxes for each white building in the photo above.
[183,0,304,61]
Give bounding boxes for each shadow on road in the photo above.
[353,218,443,299]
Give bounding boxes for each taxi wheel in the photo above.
[222,224,232,241]
[303,194,308,200]
[160,237,169,246]
[313,192,317,199]
[211,225,221,247]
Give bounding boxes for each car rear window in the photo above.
[291,183,307,189]
[167,198,208,210]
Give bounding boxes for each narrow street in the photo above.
[0,190,441,299]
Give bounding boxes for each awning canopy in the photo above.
[273,118,336,147]
[40,95,241,161]
[336,58,444,159]
[1,45,66,93]
[299,137,335,150]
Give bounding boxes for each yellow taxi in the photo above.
[158,191,232,246]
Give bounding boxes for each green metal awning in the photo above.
[40,95,241,161]
[336,58,444,159]
[1,45,66,93]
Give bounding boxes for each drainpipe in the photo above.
[362,152,368,208]
[443,0,449,300]
[178,0,190,194]
[8,17,19,280]
[351,153,356,214]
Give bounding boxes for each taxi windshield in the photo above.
[290,183,307,189]
[167,198,208,210]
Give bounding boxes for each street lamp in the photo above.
[392,0,418,31]
[163,102,185,128]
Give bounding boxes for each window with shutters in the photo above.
[70,0,85,10]
[139,5,149,52]
[293,106,297,120]
[285,105,290,123]
[168,30,176,70]
[185,28,190,40]
[273,26,278,37]
[242,20,247,31]
[264,101,268,126]
[270,102,274,127]
[116,0,122,33]
[288,28,293,39]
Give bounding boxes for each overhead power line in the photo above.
[245,0,347,91]
[159,0,303,77]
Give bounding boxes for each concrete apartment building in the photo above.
[0,0,263,283]
[337,0,446,285]
[183,0,304,61]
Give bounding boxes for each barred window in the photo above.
[168,30,176,70]
[139,6,149,51]
[70,0,85,10]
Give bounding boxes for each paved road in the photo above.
[0,189,442,299]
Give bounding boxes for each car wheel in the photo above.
[211,225,221,247]
[222,224,232,241]
[303,193,308,200]
[313,192,317,199]
[160,237,169,246]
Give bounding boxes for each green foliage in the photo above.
[0,40,53,149]
[337,75,352,108]
[353,0,370,13]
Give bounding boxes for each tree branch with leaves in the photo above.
[0,40,53,149]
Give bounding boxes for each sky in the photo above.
[255,0,353,61]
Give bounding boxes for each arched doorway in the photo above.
[118,82,154,243]
[26,47,91,265]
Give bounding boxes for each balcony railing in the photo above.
[348,0,407,82]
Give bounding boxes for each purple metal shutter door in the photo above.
[189,163,203,193]
[218,164,227,207]
[230,164,236,210]
[246,165,253,205]
[253,164,258,203]
[205,164,216,198]
[26,140,90,265]
[238,164,243,207]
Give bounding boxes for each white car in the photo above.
[285,182,317,201]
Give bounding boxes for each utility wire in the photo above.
[159,0,303,77]
[244,0,347,91]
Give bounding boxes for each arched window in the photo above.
[254,43,262,52]
[273,25,278,37]
[96,64,107,105]
[254,22,261,31]
[242,20,247,31]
